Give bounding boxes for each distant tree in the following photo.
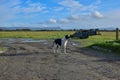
[0,29,3,31]
[15,29,31,31]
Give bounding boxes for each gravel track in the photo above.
[0,40,120,80]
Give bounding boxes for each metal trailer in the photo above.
[71,29,99,39]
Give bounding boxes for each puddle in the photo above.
[0,38,48,43]
[21,39,47,43]
[72,42,78,46]
[0,51,4,54]
[0,38,78,45]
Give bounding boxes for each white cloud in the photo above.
[1,0,120,29]
[10,0,46,13]
[38,12,104,26]
[68,15,80,20]
[0,0,19,22]
[0,0,46,26]
[38,9,120,29]
[59,0,84,13]
[48,19,57,24]
[59,0,83,8]
[0,0,22,6]
[26,0,32,4]
[0,0,46,14]
[58,19,69,23]
[59,0,102,14]
[39,18,68,24]
[92,11,104,18]
[53,7,64,11]
[89,0,101,10]
[42,24,48,27]
[105,10,120,19]
[22,3,46,13]
[42,10,49,13]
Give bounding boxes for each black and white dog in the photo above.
[53,35,70,54]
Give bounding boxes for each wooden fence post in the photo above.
[116,28,119,41]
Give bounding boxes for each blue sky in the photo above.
[0,0,120,29]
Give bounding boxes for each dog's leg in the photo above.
[64,47,66,54]
[60,46,64,54]
[53,47,56,53]
[56,45,59,53]
[53,42,57,53]
[60,46,63,54]
[53,47,55,53]
[63,45,67,54]
[63,41,68,54]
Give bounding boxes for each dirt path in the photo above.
[0,40,120,80]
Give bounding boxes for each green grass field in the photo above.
[78,32,120,54]
[79,32,118,46]
[0,31,117,40]
[0,31,75,39]
[0,31,120,54]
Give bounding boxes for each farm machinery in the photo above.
[71,29,101,39]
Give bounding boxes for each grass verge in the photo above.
[89,41,120,55]
[0,46,5,54]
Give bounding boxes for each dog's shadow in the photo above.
[92,58,120,63]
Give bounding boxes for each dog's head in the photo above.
[65,35,70,39]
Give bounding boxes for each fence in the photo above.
[116,28,119,41]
